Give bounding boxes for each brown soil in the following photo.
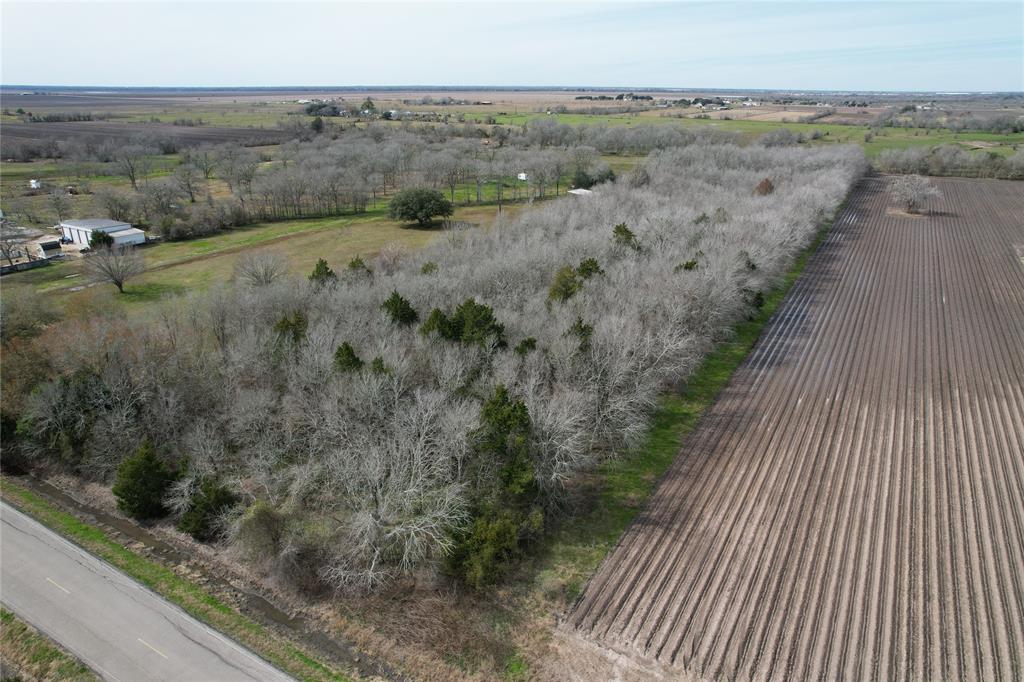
[565,176,1024,680]
[1,121,287,155]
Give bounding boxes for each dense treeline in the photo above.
[1,128,284,163]
[9,141,866,593]
[872,108,1024,134]
[41,122,741,240]
[90,131,619,239]
[875,145,1024,179]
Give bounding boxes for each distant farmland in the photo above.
[0,120,288,155]
[568,176,1024,680]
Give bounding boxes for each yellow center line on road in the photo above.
[137,638,169,659]
[45,577,71,594]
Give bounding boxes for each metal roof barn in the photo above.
[59,219,146,247]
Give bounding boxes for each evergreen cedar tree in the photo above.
[370,356,391,375]
[572,166,616,190]
[567,317,595,353]
[381,290,418,325]
[612,222,640,250]
[347,255,371,274]
[112,442,177,520]
[177,478,238,541]
[333,342,363,372]
[549,258,604,303]
[309,258,337,285]
[88,231,115,249]
[420,298,506,347]
[449,385,543,589]
[274,311,308,345]
[548,266,582,303]
[388,188,453,226]
[514,337,537,356]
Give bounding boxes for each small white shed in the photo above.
[59,219,146,247]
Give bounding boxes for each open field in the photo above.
[1,204,519,313]
[0,120,289,155]
[4,88,1021,160]
[567,176,1024,680]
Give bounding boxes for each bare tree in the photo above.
[234,251,288,286]
[174,164,200,203]
[0,236,21,266]
[435,151,464,203]
[83,245,145,293]
[0,225,35,265]
[115,144,155,191]
[95,189,134,223]
[137,181,183,226]
[216,146,259,203]
[191,147,218,183]
[891,174,941,214]
[4,198,43,226]
[549,151,568,196]
[47,190,73,225]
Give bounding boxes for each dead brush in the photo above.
[754,177,775,195]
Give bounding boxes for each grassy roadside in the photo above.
[533,195,841,609]
[0,608,97,681]
[0,479,351,682]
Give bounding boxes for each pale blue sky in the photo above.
[2,1,1021,91]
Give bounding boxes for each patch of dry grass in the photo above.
[0,608,97,681]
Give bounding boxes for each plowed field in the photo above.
[568,176,1024,681]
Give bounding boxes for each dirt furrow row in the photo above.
[566,176,1024,680]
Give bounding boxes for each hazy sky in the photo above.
[2,1,1021,91]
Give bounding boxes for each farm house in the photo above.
[59,219,146,247]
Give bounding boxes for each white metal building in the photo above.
[59,219,146,247]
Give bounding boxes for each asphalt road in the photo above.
[0,501,294,682]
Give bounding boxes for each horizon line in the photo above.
[3,84,1023,96]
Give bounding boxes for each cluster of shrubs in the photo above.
[548,258,604,303]
[96,188,252,241]
[571,166,617,189]
[111,442,236,543]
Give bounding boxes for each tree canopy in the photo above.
[388,188,453,227]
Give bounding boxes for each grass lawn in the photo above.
[0,608,97,681]
[0,478,351,682]
[0,203,521,314]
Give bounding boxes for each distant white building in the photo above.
[59,219,145,247]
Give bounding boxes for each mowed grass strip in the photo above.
[0,479,350,682]
[0,608,98,682]
[537,201,840,602]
